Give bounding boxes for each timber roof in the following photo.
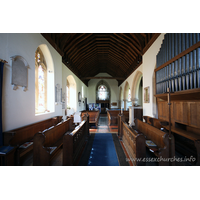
[41,33,160,86]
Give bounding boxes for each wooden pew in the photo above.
[81,110,99,127]
[120,115,146,166]
[118,113,129,138]
[134,118,175,166]
[33,118,73,166]
[3,116,63,165]
[161,122,200,166]
[107,110,129,125]
[144,116,200,165]
[108,107,143,126]
[143,116,169,130]
[63,115,89,166]
[81,114,90,139]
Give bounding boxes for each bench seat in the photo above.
[3,116,63,165]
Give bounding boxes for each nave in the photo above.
[21,114,129,166]
[20,114,191,166]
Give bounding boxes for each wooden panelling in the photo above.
[158,101,200,129]
[157,101,163,119]
[189,102,200,128]
[173,102,186,124]
[157,101,169,121]
[182,103,188,124]
[155,88,200,101]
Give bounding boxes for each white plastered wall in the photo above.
[87,73,119,108]
[1,33,62,131]
[0,33,165,131]
[142,33,165,117]
[119,33,165,117]
[62,63,88,113]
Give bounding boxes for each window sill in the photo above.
[35,111,54,116]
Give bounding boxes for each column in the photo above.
[129,106,135,126]
[123,99,127,110]
[128,98,138,127]
[118,100,121,109]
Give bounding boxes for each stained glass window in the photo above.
[98,85,107,100]
[38,65,45,111]
[35,48,47,114]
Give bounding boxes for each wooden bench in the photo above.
[63,115,89,166]
[108,107,143,126]
[119,115,146,166]
[134,118,175,166]
[3,116,63,165]
[107,110,129,125]
[81,110,100,127]
[162,122,200,166]
[118,113,129,138]
[143,116,169,130]
[33,118,73,166]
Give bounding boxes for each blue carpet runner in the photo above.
[87,133,119,166]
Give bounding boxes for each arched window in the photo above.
[98,85,108,100]
[35,48,47,114]
[66,75,77,114]
[66,80,70,109]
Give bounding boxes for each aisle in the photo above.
[87,114,119,166]
[89,114,118,133]
[87,133,119,166]
[78,114,129,166]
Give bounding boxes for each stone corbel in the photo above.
[12,84,18,90]
[22,86,27,92]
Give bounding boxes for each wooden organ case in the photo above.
[155,33,200,165]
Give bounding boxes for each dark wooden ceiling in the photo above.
[41,33,160,86]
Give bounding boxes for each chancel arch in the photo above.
[35,44,54,115]
[131,70,143,107]
[96,80,110,113]
[66,75,77,115]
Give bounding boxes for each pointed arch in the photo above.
[119,86,123,108]
[123,81,130,101]
[35,44,55,115]
[123,81,131,110]
[66,75,77,115]
[96,80,110,101]
[131,70,143,106]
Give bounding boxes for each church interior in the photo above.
[1,32,200,168]
[1,2,200,199]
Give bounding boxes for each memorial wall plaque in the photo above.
[10,55,29,91]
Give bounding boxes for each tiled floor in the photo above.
[89,114,118,133]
